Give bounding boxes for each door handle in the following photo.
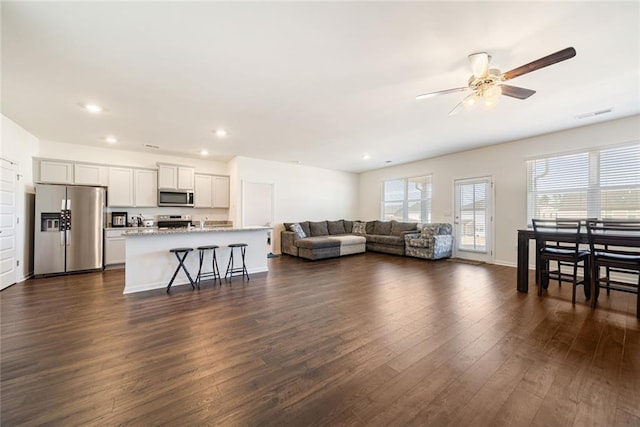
[66,230,70,246]
[60,231,65,246]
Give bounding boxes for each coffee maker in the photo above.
[111,212,127,227]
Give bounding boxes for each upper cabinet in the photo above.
[212,176,230,208]
[40,161,74,184]
[158,163,194,191]
[194,174,230,208]
[134,169,157,207]
[108,167,135,207]
[74,164,107,186]
[108,167,157,207]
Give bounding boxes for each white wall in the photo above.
[1,115,40,282]
[358,115,640,267]
[230,156,359,253]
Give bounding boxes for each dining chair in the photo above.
[552,218,596,287]
[532,218,590,304]
[587,220,640,318]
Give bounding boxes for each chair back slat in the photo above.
[532,219,582,254]
[587,220,640,255]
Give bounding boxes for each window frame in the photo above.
[381,174,432,223]
[526,143,640,224]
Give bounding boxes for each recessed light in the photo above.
[362,154,370,160]
[84,104,103,113]
[200,150,209,156]
[105,136,117,144]
[214,129,228,138]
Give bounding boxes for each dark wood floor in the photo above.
[1,253,639,426]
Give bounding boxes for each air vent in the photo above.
[576,108,613,120]
[144,144,160,149]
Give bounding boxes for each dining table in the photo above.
[517,225,640,294]
[516,228,591,293]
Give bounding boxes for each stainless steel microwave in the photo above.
[158,190,194,207]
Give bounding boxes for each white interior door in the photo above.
[0,158,17,289]
[454,176,494,263]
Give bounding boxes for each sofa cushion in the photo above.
[365,221,375,234]
[352,221,366,235]
[421,223,453,238]
[299,221,311,237]
[327,220,346,235]
[289,223,307,239]
[284,221,311,237]
[366,234,404,246]
[295,236,340,249]
[390,221,417,236]
[373,220,392,235]
[343,220,354,233]
[309,221,329,236]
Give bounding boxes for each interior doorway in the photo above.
[453,176,494,263]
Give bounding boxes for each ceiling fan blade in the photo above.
[501,47,576,81]
[416,87,468,100]
[448,101,464,116]
[468,52,490,78]
[500,84,536,99]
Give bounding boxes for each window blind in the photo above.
[527,143,640,223]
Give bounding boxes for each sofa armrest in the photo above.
[281,231,299,256]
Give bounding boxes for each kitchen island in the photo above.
[123,226,271,294]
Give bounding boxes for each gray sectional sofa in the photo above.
[281,219,452,261]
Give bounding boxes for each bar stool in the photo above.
[196,244,222,288]
[167,247,195,293]
[225,243,249,282]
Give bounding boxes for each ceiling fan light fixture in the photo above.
[462,94,480,110]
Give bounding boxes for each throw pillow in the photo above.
[352,221,366,235]
[289,223,307,239]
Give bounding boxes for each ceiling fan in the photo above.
[416,47,576,115]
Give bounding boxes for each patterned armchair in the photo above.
[404,223,453,260]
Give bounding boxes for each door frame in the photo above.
[452,175,495,263]
[0,157,18,289]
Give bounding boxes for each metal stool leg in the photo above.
[167,251,195,293]
[241,246,249,281]
[212,249,222,285]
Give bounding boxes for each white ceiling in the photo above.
[2,2,639,173]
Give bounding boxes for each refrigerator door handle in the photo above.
[60,231,65,246]
[66,229,70,246]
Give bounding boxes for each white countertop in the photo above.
[123,226,271,236]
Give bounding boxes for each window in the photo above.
[527,143,640,223]
[382,175,432,222]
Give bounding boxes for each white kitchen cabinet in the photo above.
[40,161,74,184]
[177,167,194,190]
[108,167,135,207]
[194,174,213,207]
[158,164,194,190]
[74,163,106,186]
[104,229,126,266]
[194,174,230,208]
[134,169,157,207]
[212,176,230,208]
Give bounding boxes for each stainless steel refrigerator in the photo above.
[34,184,106,276]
